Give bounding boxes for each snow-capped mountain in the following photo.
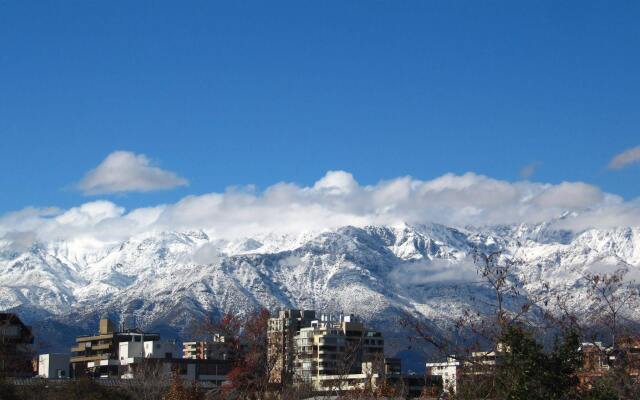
[1,222,640,361]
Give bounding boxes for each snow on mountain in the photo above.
[1,222,640,358]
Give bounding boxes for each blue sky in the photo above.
[1,1,639,215]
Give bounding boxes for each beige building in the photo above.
[307,360,400,393]
[292,314,385,388]
[183,334,228,360]
[268,309,317,384]
[70,318,160,378]
[268,309,399,393]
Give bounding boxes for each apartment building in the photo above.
[183,334,228,360]
[426,356,460,393]
[576,338,640,389]
[70,318,160,378]
[292,313,385,388]
[120,357,232,387]
[0,313,34,378]
[119,344,231,388]
[118,338,177,364]
[426,343,510,395]
[614,337,640,379]
[308,360,397,393]
[576,341,610,388]
[267,309,317,384]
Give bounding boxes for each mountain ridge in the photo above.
[1,222,640,363]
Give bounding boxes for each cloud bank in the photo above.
[389,258,479,286]
[2,171,640,248]
[608,146,640,170]
[77,151,188,195]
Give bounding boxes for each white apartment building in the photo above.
[426,356,460,393]
[119,339,176,362]
[292,314,385,389]
[426,343,510,394]
[117,339,177,378]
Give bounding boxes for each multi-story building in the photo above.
[119,339,231,387]
[118,338,177,364]
[292,313,385,388]
[70,318,160,378]
[426,343,510,395]
[121,357,233,388]
[576,341,610,388]
[613,337,640,380]
[576,338,640,389]
[307,360,398,393]
[426,356,460,393]
[183,334,228,360]
[267,309,316,384]
[0,313,34,378]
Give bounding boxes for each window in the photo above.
[134,336,141,342]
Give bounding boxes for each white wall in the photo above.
[427,362,458,393]
[144,340,177,359]
[38,354,70,379]
[119,341,144,361]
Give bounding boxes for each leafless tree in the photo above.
[120,359,171,400]
[198,309,275,400]
[584,267,640,350]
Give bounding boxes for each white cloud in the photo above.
[190,243,222,265]
[534,182,604,209]
[313,170,359,194]
[77,151,188,195]
[2,171,640,249]
[389,258,479,285]
[608,146,640,170]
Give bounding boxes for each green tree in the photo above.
[581,380,619,400]
[493,325,582,400]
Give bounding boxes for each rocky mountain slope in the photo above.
[1,222,640,366]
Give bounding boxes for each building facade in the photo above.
[120,355,232,387]
[267,309,317,384]
[70,318,160,378]
[118,339,177,364]
[426,356,460,393]
[292,313,385,388]
[183,334,228,360]
[0,313,34,378]
[38,353,70,379]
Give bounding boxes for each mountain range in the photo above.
[1,221,639,369]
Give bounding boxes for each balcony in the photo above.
[70,353,111,363]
